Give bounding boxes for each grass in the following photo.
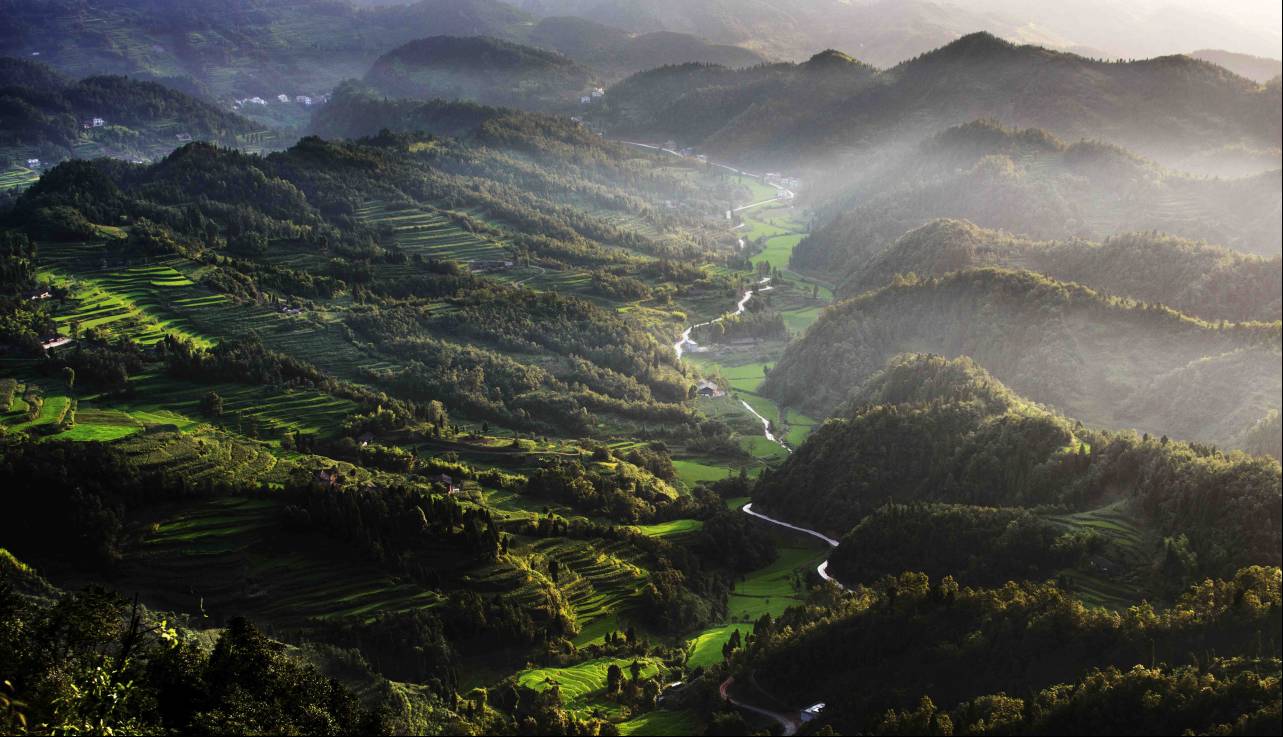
[630,518,704,538]
[618,709,699,736]
[517,656,664,718]
[0,166,40,192]
[685,537,827,668]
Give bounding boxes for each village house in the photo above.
[315,468,341,489]
[801,703,826,723]
[696,379,724,398]
[25,158,40,169]
[580,95,592,104]
[295,95,313,105]
[591,87,605,98]
[23,288,52,301]
[175,133,193,143]
[429,474,459,494]
[277,94,291,103]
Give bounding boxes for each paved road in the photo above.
[720,676,801,736]
[742,503,846,590]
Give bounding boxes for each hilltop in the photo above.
[790,121,1282,282]
[846,219,1283,323]
[364,35,596,110]
[600,34,1281,175]
[0,57,260,167]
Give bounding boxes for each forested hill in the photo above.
[0,57,260,164]
[525,15,766,78]
[761,268,1282,451]
[790,121,1282,281]
[599,33,1281,175]
[731,567,1282,736]
[0,124,744,439]
[847,219,1283,323]
[755,353,1281,578]
[364,36,595,110]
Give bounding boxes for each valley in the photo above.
[0,5,1280,736]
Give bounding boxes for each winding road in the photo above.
[720,676,802,736]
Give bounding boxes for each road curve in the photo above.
[720,676,801,736]
[742,503,846,590]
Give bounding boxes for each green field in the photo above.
[618,708,700,736]
[0,166,40,192]
[685,538,827,668]
[518,656,664,719]
[1044,500,1155,609]
[631,518,704,538]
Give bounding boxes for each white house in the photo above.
[277,94,291,103]
[591,87,605,98]
[295,95,313,106]
[801,703,826,723]
[580,95,592,104]
[92,117,105,127]
[175,133,193,143]
[26,158,40,168]
[246,97,268,106]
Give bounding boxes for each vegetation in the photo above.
[763,269,1282,451]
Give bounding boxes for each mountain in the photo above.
[599,34,1282,176]
[845,220,1283,323]
[1190,49,1283,84]
[515,0,1066,65]
[1,57,260,166]
[364,35,595,110]
[525,15,766,78]
[519,0,1283,65]
[0,0,533,125]
[761,268,1281,450]
[600,50,877,151]
[790,121,1283,283]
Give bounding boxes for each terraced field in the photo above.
[619,709,700,736]
[0,166,40,192]
[130,496,445,626]
[1044,500,1155,609]
[356,200,511,263]
[517,656,665,718]
[524,538,651,629]
[39,259,218,347]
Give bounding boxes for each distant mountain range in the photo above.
[789,120,1282,288]
[516,0,1282,65]
[599,33,1281,175]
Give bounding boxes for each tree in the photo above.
[62,366,75,391]
[606,664,623,695]
[200,391,223,418]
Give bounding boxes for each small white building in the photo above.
[801,703,826,723]
[591,87,605,98]
[246,97,268,106]
[295,95,313,106]
[92,117,105,127]
[276,94,290,103]
[580,95,592,104]
[175,133,193,142]
[26,158,40,168]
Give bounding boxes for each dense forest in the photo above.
[845,218,1283,323]
[762,269,1282,451]
[755,354,1281,590]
